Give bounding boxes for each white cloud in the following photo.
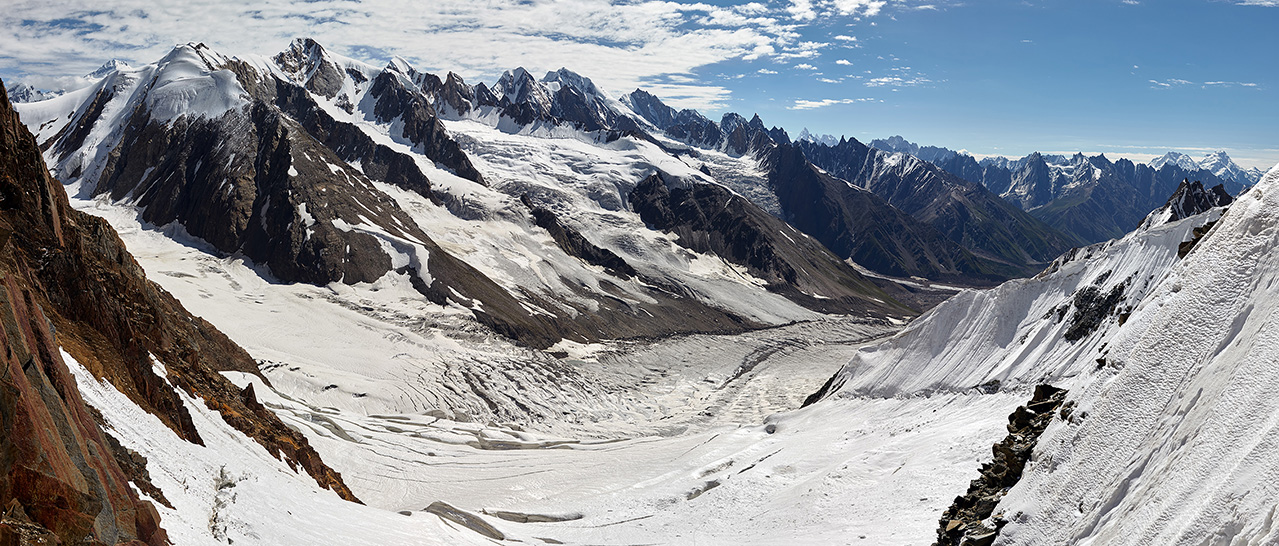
[833,35,858,42]
[788,97,877,110]
[1148,78,1259,90]
[836,59,853,65]
[0,0,843,111]
[795,63,818,70]
[830,0,888,16]
[1204,80,1260,87]
[758,68,779,74]
[787,0,893,21]
[865,75,931,87]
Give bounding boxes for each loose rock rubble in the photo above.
[935,384,1069,546]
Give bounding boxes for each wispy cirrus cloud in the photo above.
[1150,78,1260,89]
[865,75,931,87]
[789,97,879,109]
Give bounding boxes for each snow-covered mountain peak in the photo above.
[1201,149,1230,162]
[88,59,131,79]
[385,55,415,75]
[272,38,381,102]
[1196,149,1260,185]
[720,112,748,133]
[1150,151,1199,171]
[3,82,59,103]
[495,67,539,100]
[796,128,839,147]
[147,43,248,123]
[275,38,338,88]
[542,68,603,98]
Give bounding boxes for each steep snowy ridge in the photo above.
[815,163,1279,544]
[997,163,1279,544]
[821,200,1218,398]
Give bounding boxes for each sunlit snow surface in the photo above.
[67,191,1016,545]
[27,42,1279,543]
[57,148,1279,543]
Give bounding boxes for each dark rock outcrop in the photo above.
[520,195,638,279]
[1163,179,1232,222]
[1063,280,1127,342]
[936,385,1068,546]
[629,172,915,316]
[1177,220,1219,259]
[795,139,1078,279]
[761,143,994,283]
[367,67,485,184]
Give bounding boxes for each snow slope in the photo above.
[62,170,1023,546]
[820,163,1279,544]
[999,164,1279,544]
[64,349,496,545]
[827,198,1219,398]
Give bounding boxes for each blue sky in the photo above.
[1,0,1275,168]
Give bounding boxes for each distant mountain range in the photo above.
[621,93,1078,283]
[10,38,1251,321]
[861,135,1258,244]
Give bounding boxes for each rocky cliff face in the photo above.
[761,143,995,282]
[0,272,168,546]
[1161,179,1233,222]
[0,78,359,528]
[795,139,1078,278]
[629,172,914,316]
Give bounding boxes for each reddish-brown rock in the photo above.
[0,75,358,542]
[0,272,168,545]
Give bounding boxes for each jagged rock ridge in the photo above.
[625,91,1077,284]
